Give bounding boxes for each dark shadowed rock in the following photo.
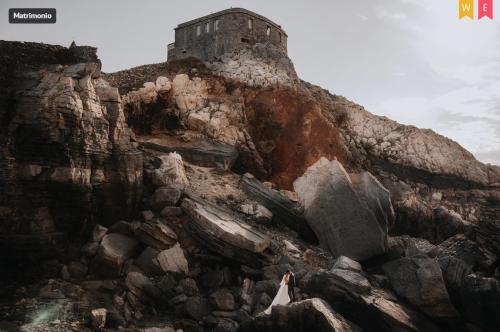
[135,219,178,250]
[387,236,437,260]
[251,298,362,332]
[107,220,137,236]
[92,233,139,277]
[185,296,212,321]
[215,318,239,332]
[134,247,163,276]
[433,206,466,243]
[200,268,225,290]
[140,135,238,169]
[302,269,442,332]
[126,271,161,302]
[160,206,183,218]
[68,261,88,280]
[241,173,317,242]
[460,274,500,332]
[382,256,458,318]
[181,196,270,267]
[210,289,236,311]
[294,158,389,260]
[436,234,496,272]
[150,186,183,210]
[81,242,99,257]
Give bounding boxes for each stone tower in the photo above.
[167,8,288,62]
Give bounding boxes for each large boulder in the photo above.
[433,206,466,243]
[152,152,189,188]
[181,196,270,267]
[382,256,458,318]
[92,233,139,277]
[293,158,390,260]
[250,298,362,332]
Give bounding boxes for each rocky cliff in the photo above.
[0,40,499,332]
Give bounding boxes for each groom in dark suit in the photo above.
[286,270,296,302]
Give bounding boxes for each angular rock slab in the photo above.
[140,135,238,170]
[293,158,389,261]
[181,196,270,267]
[383,256,458,318]
[135,219,178,250]
[156,243,189,274]
[92,233,139,277]
[241,173,317,243]
[302,270,442,332]
[253,298,362,332]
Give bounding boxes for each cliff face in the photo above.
[0,42,142,259]
[1,40,499,332]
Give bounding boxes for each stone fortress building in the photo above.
[167,8,288,62]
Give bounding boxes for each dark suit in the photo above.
[287,273,296,302]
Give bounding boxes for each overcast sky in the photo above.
[1,0,499,165]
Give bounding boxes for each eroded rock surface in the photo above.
[294,158,390,260]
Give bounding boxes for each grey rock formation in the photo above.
[294,158,390,260]
[382,256,458,318]
[242,173,316,242]
[302,269,442,332]
[251,298,362,332]
[181,196,270,267]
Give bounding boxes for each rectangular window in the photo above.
[205,22,210,33]
[279,32,282,43]
[248,18,253,30]
[266,26,271,37]
[215,19,220,31]
[196,25,201,36]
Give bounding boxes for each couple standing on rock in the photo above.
[264,270,296,315]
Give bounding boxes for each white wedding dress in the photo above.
[264,275,290,314]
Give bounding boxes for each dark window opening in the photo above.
[241,38,250,43]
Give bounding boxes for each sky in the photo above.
[1,0,499,165]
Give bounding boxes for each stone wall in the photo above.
[168,8,288,62]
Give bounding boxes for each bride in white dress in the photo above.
[264,272,290,314]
